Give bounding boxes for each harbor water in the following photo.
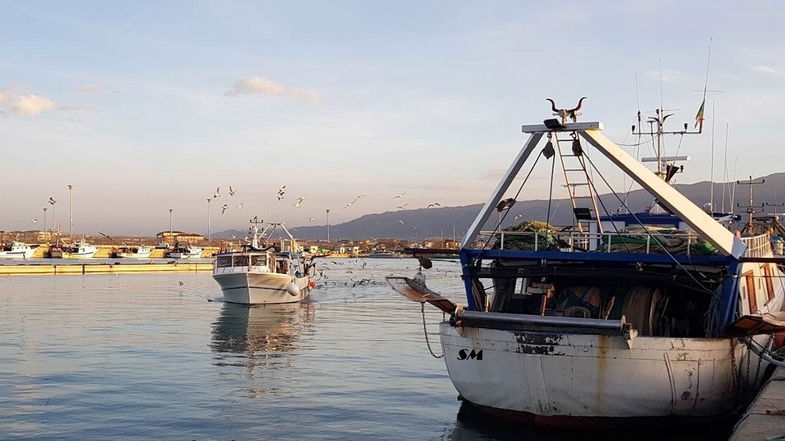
[0,259,734,440]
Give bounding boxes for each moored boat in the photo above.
[60,238,98,259]
[387,99,785,427]
[0,242,39,259]
[212,220,315,305]
[115,245,152,259]
[168,244,203,259]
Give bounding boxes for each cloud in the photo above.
[75,84,115,94]
[753,65,785,77]
[0,86,55,116]
[225,76,319,102]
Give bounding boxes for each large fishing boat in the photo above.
[167,244,203,259]
[387,99,785,427]
[0,242,39,259]
[212,219,315,305]
[52,238,97,259]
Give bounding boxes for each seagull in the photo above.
[32,218,38,223]
[496,198,516,212]
[393,192,406,199]
[277,185,286,201]
[514,213,524,221]
[213,187,221,199]
[398,219,405,224]
[178,280,184,286]
[229,185,236,196]
[221,203,229,214]
[237,201,244,209]
[48,197,56,205]
[426,202,441,209]
[397,203,408,210]
[98,232,113,240]
[307,217,315,222]
[294,194,307,208]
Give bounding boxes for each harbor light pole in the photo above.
[43,207,47,236]
[207,198,212,241]
[67,184,74,239]
[48,198,57,237]
[169,208,173,237]
[325,209,330,242]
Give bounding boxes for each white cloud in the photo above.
[0,86,55,116]
[75,84,114,94]
[753,65,785,77]
[225,76,320,102]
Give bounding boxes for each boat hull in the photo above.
[440,323,765,423]
[116,252,152,259]
[213,272,311,305]
[0,251,34,259]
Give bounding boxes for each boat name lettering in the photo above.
[457,349,483,360]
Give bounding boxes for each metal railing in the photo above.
[741,234,773,258]
[478,230,704,256]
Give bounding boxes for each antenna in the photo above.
[736,176,765,233]
[694,38,713,133]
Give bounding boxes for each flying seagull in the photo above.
[229,186,236,196]
[277,185,286,201]
[294,194,307,208]
[237,201,244,209]
[48,197,56,205]
[496,198,516,212]
[426,202,441,209]
[398,219,405,224]
[397,203,408,210]
[32,218,38,223]
[213,187,221,199]
[393,192,406,199]
[307,217,315,222]
[221,203,229,215]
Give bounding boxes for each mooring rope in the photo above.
[421,302,444,358]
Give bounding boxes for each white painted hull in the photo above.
[62,251,97,259]
[213,272,311,305]
[0,250,34,259]
[440,323,766,422]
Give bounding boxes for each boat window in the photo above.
[216,256,232,267]
[232,255,249,267]
[745,271,757,313]
[763,265,775,302]
[276,259,290,274]
[250,255,266,266]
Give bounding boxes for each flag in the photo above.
[694,99,705,130]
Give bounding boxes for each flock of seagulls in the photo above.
[209,185,244,216]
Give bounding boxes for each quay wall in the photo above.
[27,245,220,259]
[0,262,213,276]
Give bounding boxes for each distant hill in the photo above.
[215,172,785,241]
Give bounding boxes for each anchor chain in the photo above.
[421,302,443,359]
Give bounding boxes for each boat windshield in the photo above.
[250,255,266,266]
[216,256,232,267]
[232,255,250,267]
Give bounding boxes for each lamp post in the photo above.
[325,209,330,242]
[207,198,212,241]
[67,184,74,239]
[43,207,47,237]
[169,208,173,237]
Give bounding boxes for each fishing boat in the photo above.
[59,238,98,259]
[387,99,785,427]
[0,242,39,259]
[115,245,152,259]
[212,220,315,305]
[168,244,203,259]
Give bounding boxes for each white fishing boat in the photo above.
[115,245,152,259]
[168,244,203,259]
[212,220,315,305]
[0,242,39,259]
[387,99,785,427]
[60,238,98,259]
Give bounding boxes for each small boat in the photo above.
[0,242,39,259]
[60,238,98,259]
[115,245,152,259]
[168,244,203,259]
[212,221,315,305]
[388,99,785,427]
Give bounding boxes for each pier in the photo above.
[731,366,785,440]
[0,262,213,275]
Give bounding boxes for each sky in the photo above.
[2,1,785,236]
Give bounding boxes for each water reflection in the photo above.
[445,401,734,441]
[211,302,315,366]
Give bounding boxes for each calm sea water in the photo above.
[0,259,733,440]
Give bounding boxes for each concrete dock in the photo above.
[730,366,785,440]
[0,262,213,275]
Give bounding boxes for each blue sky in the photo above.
[2,1,784,235]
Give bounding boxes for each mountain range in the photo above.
[214,172,785,241]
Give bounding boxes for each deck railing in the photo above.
[478,230,704,256]
[741,234,772,258]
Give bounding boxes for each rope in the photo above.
[421,302,443,358]
[546,144,556,228]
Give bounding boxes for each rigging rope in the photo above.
[421,302,443,358]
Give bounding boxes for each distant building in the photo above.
[156,231,204,242]
[0,230,55,243]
